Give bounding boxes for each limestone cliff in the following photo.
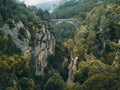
[0,22,55,76]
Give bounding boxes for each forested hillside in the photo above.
[51,0,120,90]
[52,0,120,19]
[0,0,120,90]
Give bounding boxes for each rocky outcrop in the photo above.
[0,22,55,76]
[67,56,78,86]
[113,39,120,67]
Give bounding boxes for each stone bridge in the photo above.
[50,18,80,29]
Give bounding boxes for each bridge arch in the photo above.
[50,19,80,29]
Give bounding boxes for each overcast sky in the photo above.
[20,0,60,5]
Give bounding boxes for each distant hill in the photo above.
[18,0,71,11]
[51,0,93,18]
[51,0,109,18]
[36,1,60,11]
[36,0,70,11]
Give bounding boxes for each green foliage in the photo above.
[54,22,76,40]
[18,27,27,40]
[0,55,31,89]
[63,39,74,51]
[105,52,115,64]
[72,54,120,90]
[83,74,120,90]
[0,33,22,55]
[109,42,120,50]
[0,0,51,28]
[47,43,69,81]
[0,0,120,90]
[74,67,89,84]
[52,0,96,18]
[0,14,3,27]
[0,34,9,54]
[36,8,51,21]
[72,1,120,63]
[34,76,45,90]
[19,77,34,90]
[75,25,88,44]
[6,87,16,90]
[69,83,82,90]
[44,74,67,90]
[6,18,16,28]
[43,10,51,21]
[51,0,120,90]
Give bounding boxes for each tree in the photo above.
[36,8,44,20]
[43,10,51,21]
[0,55,31,89]
[19,77,34,90]
[83,74,120,90]
[74,67,89,84]
[44,74,67,90]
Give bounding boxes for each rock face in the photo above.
[0,22,55,76]
[113,39,120,67]
[67,56,78,86]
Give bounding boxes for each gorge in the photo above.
[0,0,120,90]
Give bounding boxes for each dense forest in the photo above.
[0,0,120,90]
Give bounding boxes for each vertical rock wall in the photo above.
[0,22,55,76]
